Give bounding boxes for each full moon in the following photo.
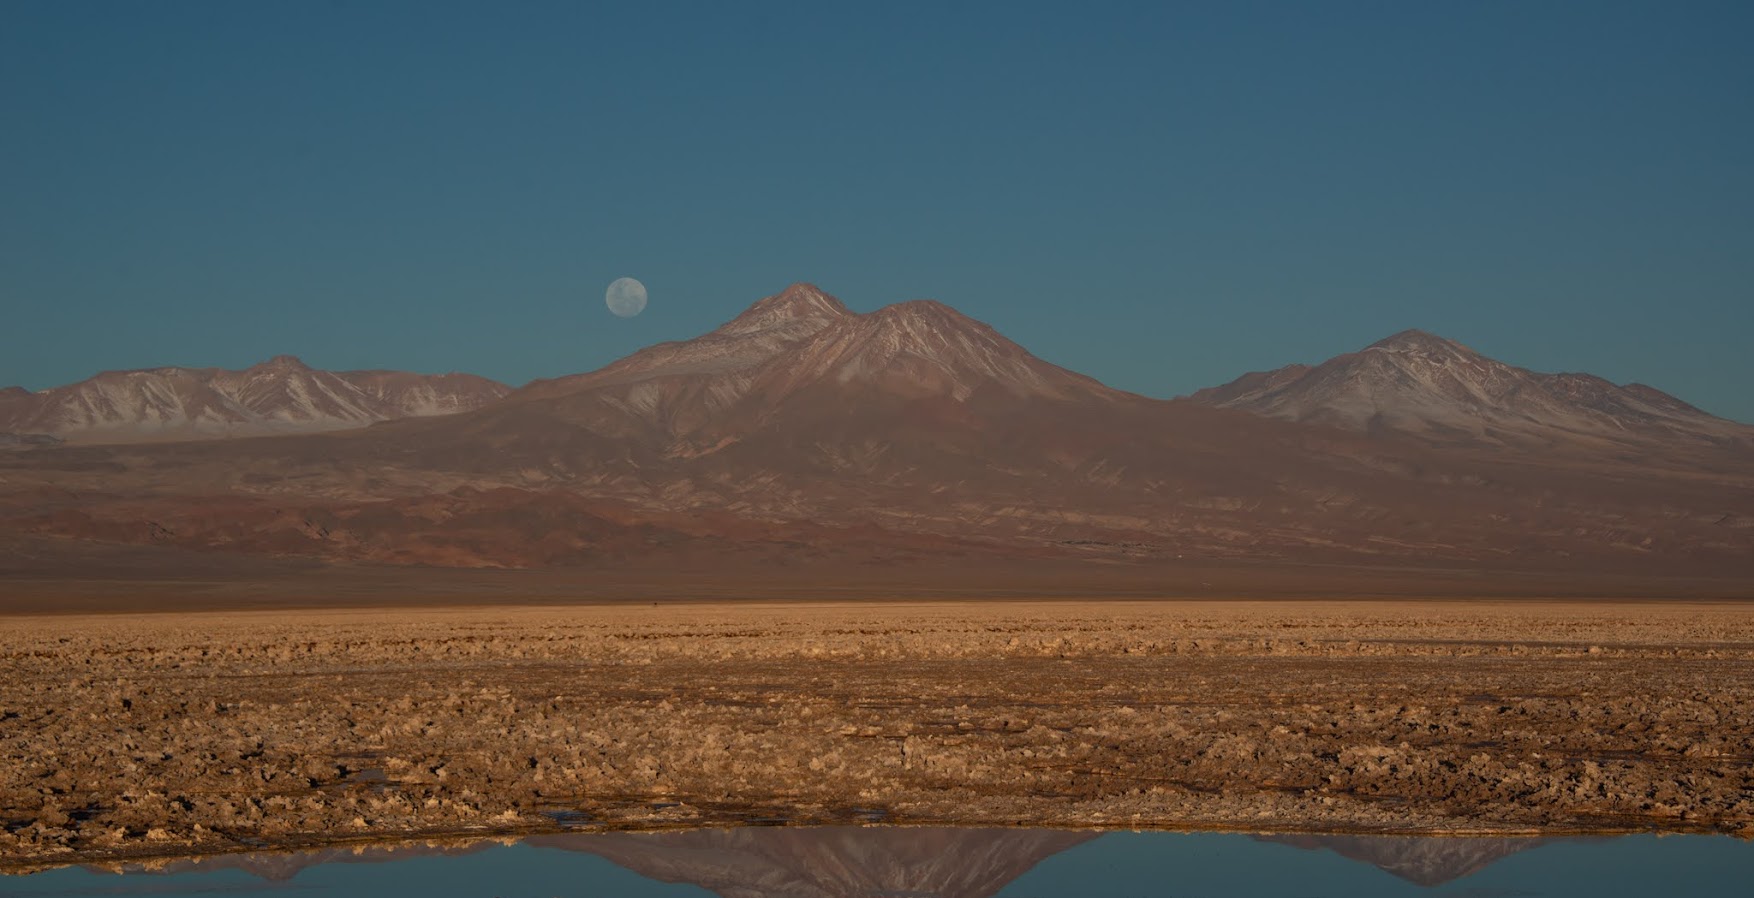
[605,277,647,318]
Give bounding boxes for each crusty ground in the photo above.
[2,599,1752,870]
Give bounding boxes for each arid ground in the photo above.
[3,598,1752,871]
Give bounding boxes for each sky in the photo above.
[3,1,1751,420]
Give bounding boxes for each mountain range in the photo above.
[2,283,1750,579]
[0,356,508,443]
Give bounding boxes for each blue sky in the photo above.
[3,1,1751,419]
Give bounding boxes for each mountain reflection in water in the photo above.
[529,827,1097,898]
[1252,833,1569,886]
[16,826,1748,898]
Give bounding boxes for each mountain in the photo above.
[500,284,1122,447]
[503,283,865,443]
[335,286,1387,555]
[745,296,1119,405]
[1188,329,1753,453]
[1,286,1751,577]
[0,356,509,444]
[519,282,855,403]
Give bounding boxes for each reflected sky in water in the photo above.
[6,827,1750,898]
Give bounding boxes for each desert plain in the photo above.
[3,595,1752,872]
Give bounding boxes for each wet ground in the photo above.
[2,600,1752,868]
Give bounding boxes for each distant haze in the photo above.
[2,3,1750,421]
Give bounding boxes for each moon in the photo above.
[605,277,647,318]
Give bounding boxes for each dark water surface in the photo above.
[6,827,1749,897]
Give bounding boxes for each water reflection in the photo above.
[532,827,1096,898]
[1252,833,1571,886]
[9,826,1749,898]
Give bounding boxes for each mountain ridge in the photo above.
[0,358,509,444]
[1,285,1750,576]
[1188,330,1751,451]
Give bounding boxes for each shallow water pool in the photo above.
[6,826,1749,897]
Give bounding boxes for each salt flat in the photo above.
[3,599,1752,870]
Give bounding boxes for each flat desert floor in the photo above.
[3,599,1753,870]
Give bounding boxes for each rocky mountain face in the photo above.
[1189,329,1752,452]
[1,285,1750,575]
[0,357,509,444]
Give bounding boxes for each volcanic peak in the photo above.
[751,296,1113,403]
[853,299,1008,351]
[253,354,313,371]
[508,285,857,404]
[716,282,852,337]
[1368,328,1466,352]
[869,298,973,323]
[1356,331,1495,377]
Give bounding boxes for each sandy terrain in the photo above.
[3,599,1752,870]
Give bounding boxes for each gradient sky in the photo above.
[4,1,1751,420]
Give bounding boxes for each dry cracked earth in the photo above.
[3,599,1752,871]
